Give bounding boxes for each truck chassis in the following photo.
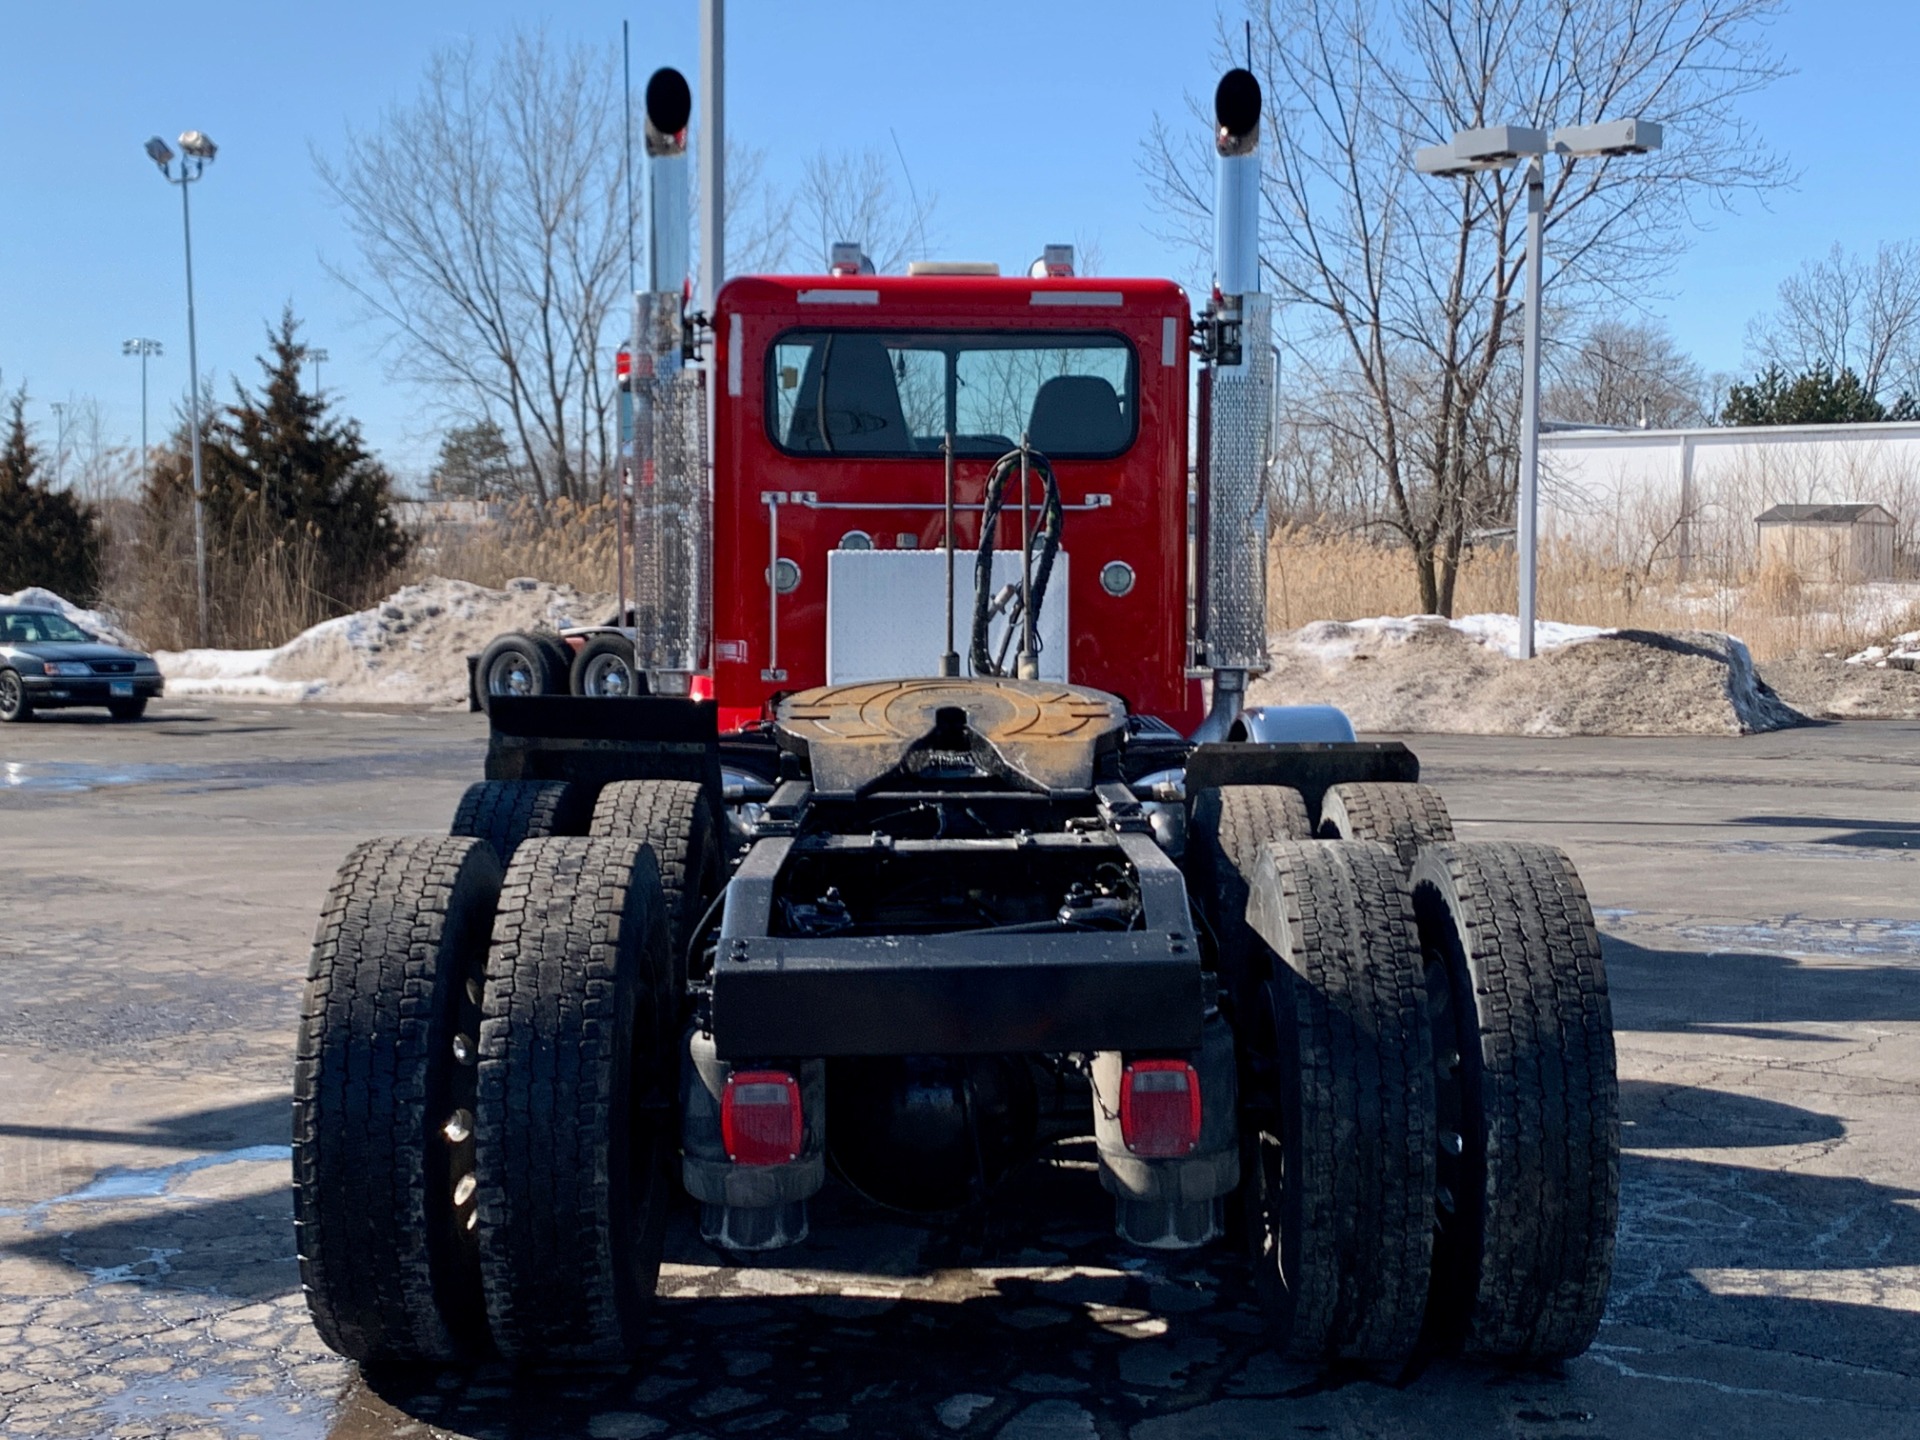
[292,682,1617,1370]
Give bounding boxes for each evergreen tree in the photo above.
[0,387,102,601]
[430,419,521,499]
[1718,363,1917,426]
[144,308,408,610]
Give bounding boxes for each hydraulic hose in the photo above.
[969,447,1063,677]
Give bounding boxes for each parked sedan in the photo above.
[0,606,165,722]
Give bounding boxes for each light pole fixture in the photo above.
[123,338,163,496]
[310,347,329,397]
[145,129,218,647]
[1414,118,1664,657]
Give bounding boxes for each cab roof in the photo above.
[715,273,1190,321]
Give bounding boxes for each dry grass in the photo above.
[1266,526,1920,661]
[400,498,618,595]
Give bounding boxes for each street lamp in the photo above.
[123,338,163,495]
[145,129,218,647]
[50,402,68,487]
[309,347,329,397]
[1415,118,1663,657]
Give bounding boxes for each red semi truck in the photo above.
[297,63,1617,1374]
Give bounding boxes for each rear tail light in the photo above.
[721,1070,804,1166]
[1119,1059,1202,1157]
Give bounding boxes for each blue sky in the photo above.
[2,2,1916,484]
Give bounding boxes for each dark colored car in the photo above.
[0,606,165,722]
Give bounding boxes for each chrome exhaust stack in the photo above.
[1194,68,1272,743]
[631,68,708,692]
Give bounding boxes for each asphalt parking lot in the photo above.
[2,701,1917,1439]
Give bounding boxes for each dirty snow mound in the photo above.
[1254,614,1804,736]
[155,577,612,706]
[0,587,137,648]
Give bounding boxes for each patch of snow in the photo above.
[0,586,137,647]
[1847,629,1920,668]
[1284,612,1612,664]
[153,577,611,706]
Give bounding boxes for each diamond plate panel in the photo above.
[1205,292,1272,670]
[633,366,709,674]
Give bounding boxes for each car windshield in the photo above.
[1,610,95,644]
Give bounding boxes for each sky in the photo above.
[3,1,1918,486]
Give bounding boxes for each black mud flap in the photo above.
[485,695,721,797]
[1184,741,1418,820]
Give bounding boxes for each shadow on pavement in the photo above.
[11,1078,1920,1437]
[1604,936,1920,1030]
[0,1094,289,1150]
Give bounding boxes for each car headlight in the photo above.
[134,657,159,673]
[43,661,92,677]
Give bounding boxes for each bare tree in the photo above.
[791,149,938,275]
[720,141,797,277]
[1746,241,1920,405]
[317,30,630,510]
[1145,0,1786,614]
[1546,320,1708,429]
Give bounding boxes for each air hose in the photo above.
[969,448,1064,677]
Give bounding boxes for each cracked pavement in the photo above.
[2,704,1917,1438]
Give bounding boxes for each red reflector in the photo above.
[1119,1059,1202,1158]
[721,1070,803,1166]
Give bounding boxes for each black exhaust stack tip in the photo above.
[1214,67,1262,146]
[645,67,693,136]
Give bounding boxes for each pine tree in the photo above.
[431,419,522,499]
[0,387,102,601]
[143,308,409,618]
[1718,364,1914,426]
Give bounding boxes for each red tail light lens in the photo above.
[1119,1059,1202,1157]
[721,1070,804,1166]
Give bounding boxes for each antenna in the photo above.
[889,126,928,265]
[623,21,637,296]
[1245,20,1253,71]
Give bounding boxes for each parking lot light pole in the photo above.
[145,131,217,647]
[122,338,163,496]
[1414,119,1663,658]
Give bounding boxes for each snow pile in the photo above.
[1846,630,1920,669]
[0,587,138,648]
[1254,614,1804,736]
[155,577,612,706]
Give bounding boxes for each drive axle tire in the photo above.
[570,634,644,697]
[1241,840,1436,1365]
[1186,785,1313,1016]
[107,697,149,721]
[590,779,721,994]
[1319,782,1454,870]
[475,631,571,713]
[452,779,588,865]
[293,835,502,1365]
[1411,841,1618,1361]
[473,837,676,1366]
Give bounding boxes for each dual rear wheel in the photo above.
[1188,783,1618,1365]
[297,783,718,1366]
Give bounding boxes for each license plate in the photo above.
[110,680,134,697]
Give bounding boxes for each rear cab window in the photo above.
[768,330,1136,460]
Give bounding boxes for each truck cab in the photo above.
[707,272,1198,731]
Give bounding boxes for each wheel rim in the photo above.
[487,652,537,698]
[582,651,634,697]
[0,673,20,718]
